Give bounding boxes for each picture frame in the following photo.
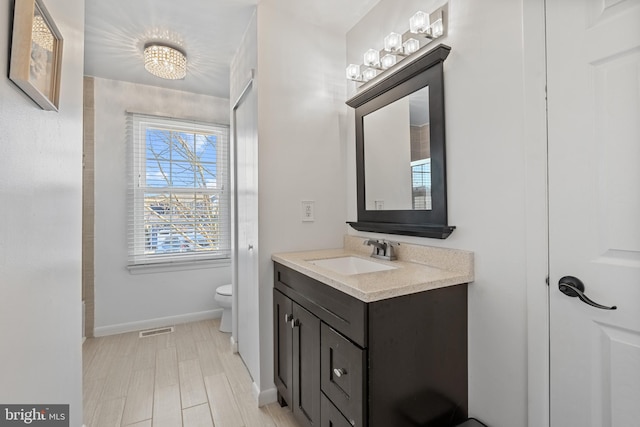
[9,0,63,111]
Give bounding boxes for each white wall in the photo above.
[230,11,257,107]
[92,77,232,335]
[347,1,547,426]
[253,0,349,396]
[0,0,84,424]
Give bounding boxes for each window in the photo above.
[128,113,230,265]
[411,158,431,210]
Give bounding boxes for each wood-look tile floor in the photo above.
[83,318,301,427]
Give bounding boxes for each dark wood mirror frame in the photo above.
[347,44,454,239]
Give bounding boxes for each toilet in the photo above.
[215,284,233,333]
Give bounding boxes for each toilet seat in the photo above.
[216,284,232,296]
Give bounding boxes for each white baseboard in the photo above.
[94,309,223,337]
[230,335,238,353]
[252,382,277,407]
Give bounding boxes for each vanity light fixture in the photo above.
[143,43,187,80]
[346,5,448,83]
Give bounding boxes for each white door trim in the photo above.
[523,1,550,426]
[231,70,255,343]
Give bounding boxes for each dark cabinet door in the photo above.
[321,323,365,427]
[292,303,321,427]
[321,393,354,427]
[273,289,293,407]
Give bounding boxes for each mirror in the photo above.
[347,44,454,238]
[364,86,431,211]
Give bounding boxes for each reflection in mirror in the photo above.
[364,86,430,211]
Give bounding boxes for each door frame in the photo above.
[523,1,550,426]
[231,71,255,352]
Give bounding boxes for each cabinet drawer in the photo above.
[321,393,353,427]
[274,263,367,347]
[321,323,365,427]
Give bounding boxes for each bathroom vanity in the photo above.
[272,237,474,427]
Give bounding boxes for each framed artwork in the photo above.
[9,0,63,111]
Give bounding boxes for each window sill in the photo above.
[127,258,231,275]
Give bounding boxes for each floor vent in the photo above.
[139,326,174,338]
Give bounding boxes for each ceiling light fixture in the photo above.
[346,5,448,84]
[143,43,187,80]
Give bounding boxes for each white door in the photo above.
[233,82,260,382]
[547,1,640,426]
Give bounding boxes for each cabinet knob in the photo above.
[291,318,300,328]
[333,368,347,378]
[284,313,293,323]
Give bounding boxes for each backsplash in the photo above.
[344,235,474,278]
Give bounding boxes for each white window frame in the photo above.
[410,158,431,210]
[128,113,230,267]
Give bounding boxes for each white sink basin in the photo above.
[308,256,397,275]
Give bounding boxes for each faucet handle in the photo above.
[382,240,399,260]
[363,239,386,257]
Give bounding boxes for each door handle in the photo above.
[291,318,300,328]
[284,313,293,323]
[558,276,617,310]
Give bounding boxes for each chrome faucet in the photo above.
[363,239,399,261]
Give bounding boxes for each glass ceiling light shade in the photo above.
[362,67,377,82]
[430,15,445,38]
[381,54,397,70]
[364,49,380,67]
[346,64,361,81]
[384,32,403,53]
[410,11,430,34]
[403,38,421,55]
[144,43,187,80]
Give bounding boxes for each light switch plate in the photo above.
[301,200,315,222]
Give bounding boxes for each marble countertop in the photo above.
[272,236,474,302]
